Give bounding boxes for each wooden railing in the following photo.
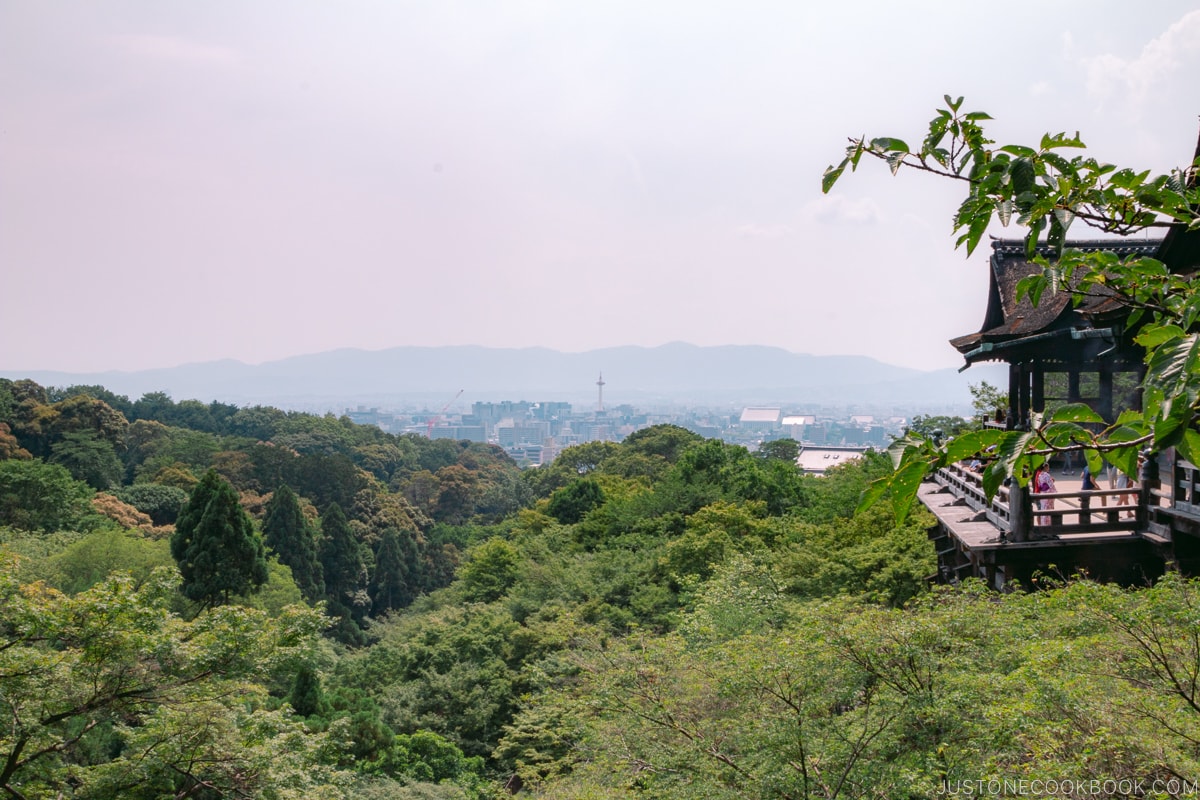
[1025,488,1139,534]
[936,451,1200,541]
[1171,457,1200,516]
[936,462,1138,538]
[935,462,1012,530]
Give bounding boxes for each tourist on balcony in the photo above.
[1081,465,1105,510]
[1116,469,1136,519]
[1033,465,1056,525]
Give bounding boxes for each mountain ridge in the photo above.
[2,343,998,411]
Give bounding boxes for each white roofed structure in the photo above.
[740,407,781,425]
[797,446,868,475]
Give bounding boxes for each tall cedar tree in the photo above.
[319,501,366,620]
[370,526,419,615]
[170,469,268,607]
[262,484,324,604]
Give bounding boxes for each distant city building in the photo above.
[505,444,545,466]
[797,445,868,476]
[740,407,781,426]
[346,406,384,426]
[429,425,487,442]
[497,421,551,447]
[586,423,614,442]
[782,414,814,440]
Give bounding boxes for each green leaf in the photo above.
[1153,399,1191,449]
[1143,333,1200,413]
[1104,446,1139,480]
[890,456,931,524]
[1016,274,1047,307]
[943,430,1006,464]
[1109,168,1151,190]
[1135,324,1187,350]
[996,198,1013,227]
[1010,157,1036,196]
[1053,207,1075,232]
[1040,131,1085,150]
[958,213,991,256]
[999,144,1037,158]
[1177,429,1200,468]
[993,430,1035,486]
[822,159,848,194]
[981,459,1008,500]
[870,137,910,153]
[886,151,907,175]
[856,475,891,514]
[1048,403,1105,424]
[887,436,919,470]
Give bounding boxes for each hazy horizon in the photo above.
[4,3,1197,374]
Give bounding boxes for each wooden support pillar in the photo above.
[1009,482,1030,542]
[1021,367,1032,428]
[1068,370,1081,404]
[1032,366,1045,416]
[1007,363,1021,431]
[1135,363,1146,414]
[1099,367,1113,423]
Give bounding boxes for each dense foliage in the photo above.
[4,367,1200,796]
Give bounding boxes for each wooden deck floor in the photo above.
[918,481,1141,552]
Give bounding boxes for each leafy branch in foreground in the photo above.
[824,97,1200,521]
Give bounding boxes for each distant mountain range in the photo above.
[2,343,1004,412]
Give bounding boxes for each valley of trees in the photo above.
[3,376,1200,798]
[3,98,1200,798]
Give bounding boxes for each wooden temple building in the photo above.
[920,215,1200,589]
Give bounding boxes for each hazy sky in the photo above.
[3,2,1198,374]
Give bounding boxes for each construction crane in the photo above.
[426,389,464,438]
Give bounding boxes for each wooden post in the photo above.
[1032,366,1045,415]
[1098,367,1113,423]
[1007,364,1021,430]
[1068,370,1081,404]
[1137,451,1158,528]
[1009,483,1030,542]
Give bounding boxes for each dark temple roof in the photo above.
[952,130,1200,367]
[950,238,1163,364]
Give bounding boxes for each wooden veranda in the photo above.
[921,448,1200,589]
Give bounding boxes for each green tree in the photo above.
[45,384,133,418]
[0,557,339,799]
[905,414,972,441]
[289,662,330,718]
[756,438,799,462]
[370,526,418,614]
[170,468,269,608]
[824,97,1200,517]
[263,483,325,604]
[48,430,123,490]
[44,529,173,595]
[458,538,522,603]
[0,423,30,461]
[545,477,605,525]
[320,501,368,625]
[969,380,1008,421]
[113,482,188,526]
[0,459,93,532]
[622,424,704,463]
